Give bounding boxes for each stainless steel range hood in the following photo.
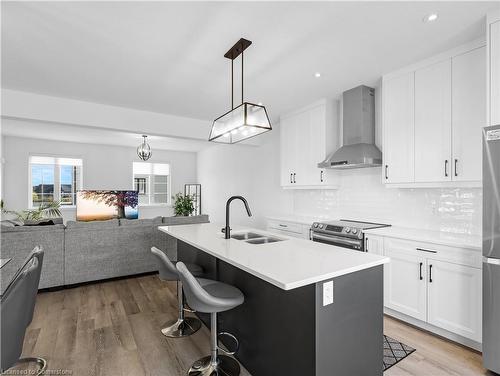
[318,85,382,169]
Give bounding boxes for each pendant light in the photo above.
[209,38,272,144]
[137,135,152,161]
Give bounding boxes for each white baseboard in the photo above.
[384,308,482,352]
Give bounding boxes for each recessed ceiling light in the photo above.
[314,72,321,78]
[424,13,438,22]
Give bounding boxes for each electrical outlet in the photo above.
[323,280,334,306]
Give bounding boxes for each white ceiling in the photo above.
[1,118,211,152]
[1,1,498,123]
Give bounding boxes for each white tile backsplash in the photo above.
[292,168,482,235]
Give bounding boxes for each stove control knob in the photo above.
[352,229,358,235]
[313,223,319,228]
[318,224,324,229]
[345,227,351,233]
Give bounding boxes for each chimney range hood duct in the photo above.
[318,85,382,169]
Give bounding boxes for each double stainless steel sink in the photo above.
[231,232,284,244]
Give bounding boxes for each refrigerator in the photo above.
[483,124,500,374]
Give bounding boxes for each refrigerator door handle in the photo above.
[483,256,500,265]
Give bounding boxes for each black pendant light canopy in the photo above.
[209,38,272,144]
[137,135,152,161]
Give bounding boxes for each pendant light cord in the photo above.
[231,59,234,110]
[241,49,244,104]
[228,40,246,110]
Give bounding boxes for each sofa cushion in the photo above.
[0,224,65,233]
[119,218,154,227]
[66,219,119,229]
[163,214,209,225]
[1,225,65,292]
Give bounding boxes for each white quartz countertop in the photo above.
[159,223,389,290]
[363,226,482,251]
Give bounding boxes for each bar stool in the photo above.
[176,261,245,376]
[150,247,203,338]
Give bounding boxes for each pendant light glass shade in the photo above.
[137,135,152,161]
[209,102,272,143]
[210,38,272,144]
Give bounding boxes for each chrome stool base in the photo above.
[16,357,47,376]
[161,316,201,338]
[188,355,240,376]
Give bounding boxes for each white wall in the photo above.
[198,121,482,236]
[292,170,482,235]
[2,136,198,221]
[197,125,293,229]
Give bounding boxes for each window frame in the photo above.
[28,154,83,209]
[132,161,172,207]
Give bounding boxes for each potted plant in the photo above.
[172,193,195,216]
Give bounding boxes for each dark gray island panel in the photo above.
[177,240,384,376]
[315,265,384,376]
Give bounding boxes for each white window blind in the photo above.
[133,162,171,205]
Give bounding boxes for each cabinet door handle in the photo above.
[293,173,296,184]
[454,159,458,177]
[385,165,389,180]
[290,173,293,184]
[365,238,369,252]
[416,247,437,254]
[419,262,423,280]
[444,160,449,177]
[429,264,433,283]
[320,170,324,183]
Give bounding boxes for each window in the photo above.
[133,162,170,205]
[29,156,82,207]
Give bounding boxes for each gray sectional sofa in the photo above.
[0,215,209,292]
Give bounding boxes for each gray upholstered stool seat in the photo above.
[177,262,245,376]
[196,278,245,312]
[150,247,204,338]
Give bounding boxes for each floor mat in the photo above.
[383,335,416,371]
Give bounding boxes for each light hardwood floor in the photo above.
[12,274,490,376]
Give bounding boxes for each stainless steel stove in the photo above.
[310,220,390,251]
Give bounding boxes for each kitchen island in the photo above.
[159,223,389,376]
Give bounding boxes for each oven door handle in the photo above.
[311,233,362,247]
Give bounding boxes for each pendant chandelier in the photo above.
[137,135,152,161]
[209,38,272,144]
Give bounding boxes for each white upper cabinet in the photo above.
[382,39,485,187]
[488,11,500,126]
[452,47,486,181]
[383,72,415,183]
[280,100,339,188]
[414,59,452,183]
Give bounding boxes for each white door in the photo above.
[427,260,482,341]
[308,104,327,185]
[365,235,384,255]
[414,59,452,182]
[490,20,500,126]
[383,72,415,183]
[452,47,486,182]
[384,248,427,321]
[280,115,298,186]
[292,110,310,186]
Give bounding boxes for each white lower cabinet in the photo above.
[266,219,311,239]
[381,236,482,343]
[384,247,427,321]
[427,260,482,342]
[365,235,384,255]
